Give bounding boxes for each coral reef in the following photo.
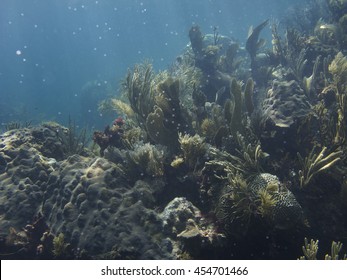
[2,6,347,260]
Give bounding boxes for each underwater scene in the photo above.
[1,0,347,260]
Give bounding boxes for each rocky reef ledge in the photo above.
[0,123,223,259]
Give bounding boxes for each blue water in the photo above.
[0,0,305,129]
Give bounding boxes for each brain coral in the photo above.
[248,173,304,229]
[0,126,59,231]
[217,173,304,235]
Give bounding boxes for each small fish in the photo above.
[215,86,226,105]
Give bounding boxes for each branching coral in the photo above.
[235,133,268,174]
[172,56,203,113]
[298,146,342,188]
[325,241,346,260]
[299,238,347,260]
[300,237,319,260]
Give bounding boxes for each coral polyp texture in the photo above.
[263,80,311,128]
[1,1,347,259]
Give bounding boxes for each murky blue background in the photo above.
[0,0,305,129]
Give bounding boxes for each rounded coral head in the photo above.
[114,117,125,126]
